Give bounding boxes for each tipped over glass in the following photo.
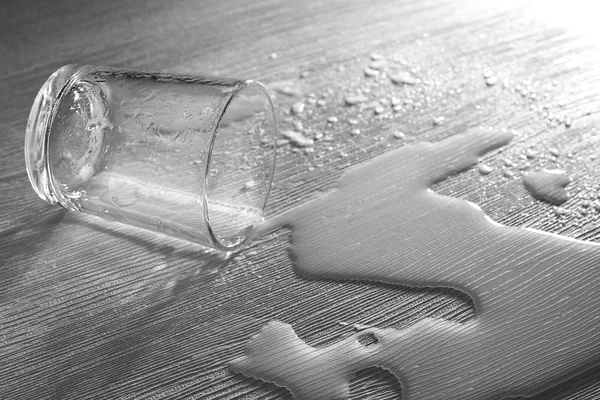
[25,65,277,251]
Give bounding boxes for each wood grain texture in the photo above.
[1,0,600,399]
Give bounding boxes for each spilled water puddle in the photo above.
[231,129,600,400]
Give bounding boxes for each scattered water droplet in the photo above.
[432,116,445,126]
[242,181,256,191]
[485,76,498,86]
[389,70,418,85]
[267,81,302,97]
[151,216,163,226]
[523,169,571,205]
[281,130,314,147]
[291,102,305,115]
[503,158,516,167]
[503,169,515,178]
[565,116,572,127]
[369,59,388,70]
[293,120,304,131]
[478,163,494,175]
[344,95,368,106]
[524,149,538,159]
[363,67,379,77]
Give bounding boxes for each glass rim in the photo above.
[25,64,95,207]
[204,79,277,251]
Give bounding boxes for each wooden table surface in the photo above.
[2,0,600,399]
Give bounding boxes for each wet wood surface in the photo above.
[1,0,600,399]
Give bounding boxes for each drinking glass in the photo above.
[25,65,277,251]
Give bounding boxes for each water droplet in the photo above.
[565,116,572,127]
[242,181,256,191]
[344,95,368,106]
[432,116,445,126]
[363,67,379,77]
[151,216,163,226]
[281,130,313,147]
[478,163,494,175]
[291,102,305,115]
[392,131,405,140]
[293,120,304,131]
[524,149,538,159]
[389,70,418,85]
[503,158,516,167]
[503,169,515,179]
[485,76,499,86]
[523,169,571,205]
[327,116,338,124]
[267,81,302,97]
[369,59,388,70]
